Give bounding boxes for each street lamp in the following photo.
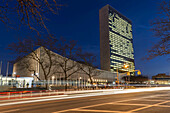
[137,70,141,75]
[123,64,129,69]
[79,77,82,88]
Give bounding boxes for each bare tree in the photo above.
[54,38,81,90]
[147,0,170,60]
[8,36,59,89]
[9,36,84,90]
[77,52,101,85]
[0,0,62,35]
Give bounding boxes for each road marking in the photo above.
[156,105,170,107]
[0,109,20,113]
[110,102,149,106]
[139,99,165,101]
[55,96,148,113]
[53,108,127,113]
[127,100,170,112]
[89,97,112,101]
[55,93,169,113]
[73,108,127,113]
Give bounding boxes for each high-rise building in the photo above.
[99,5,135,74]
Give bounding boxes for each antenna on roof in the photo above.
[6,62,9,82]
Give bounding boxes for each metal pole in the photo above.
[76,78,78,88]
[0,61,2,75]
[83,77,85,89]
[52,76,54,85]
[0,61,2,86]
[60,74,61,85]
[117,68,119,87]
[0,77,1,86]
[79,78,81,89]
[6,62,9,85]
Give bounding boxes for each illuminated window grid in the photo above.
[108,18,134,71]
[109,13,132,40]
[109,33,133,59]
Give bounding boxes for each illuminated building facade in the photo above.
[13,47,119,87]
[99,5,135,74]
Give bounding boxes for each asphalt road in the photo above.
[1,90,170,113]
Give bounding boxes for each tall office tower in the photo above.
[99,5,135,74]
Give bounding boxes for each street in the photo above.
[0,90,170,113]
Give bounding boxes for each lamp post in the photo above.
[6,62,9,85]
[116,68,119,85]
[0,61,2,86]
[79,77,82,88]
[0,61,2,75]
[0,75,2,86]
[52,76,55,85]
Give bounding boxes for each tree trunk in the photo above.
[65,78,67,91]
[89,77,94,90]
[45,78,48,90]
[45,83,48,90]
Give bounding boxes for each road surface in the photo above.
[0,90,170,113]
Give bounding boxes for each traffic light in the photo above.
[115,81,119,84]
[127,72,130,76]
[137,71,141,75]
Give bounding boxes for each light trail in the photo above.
[0,87,170,107]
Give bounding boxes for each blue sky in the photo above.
[0,0,169,77]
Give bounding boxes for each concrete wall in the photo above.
[13,48,40,78]
[99,5,111,71]
[13,47,121,84]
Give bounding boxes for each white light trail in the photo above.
[0,87,170,107]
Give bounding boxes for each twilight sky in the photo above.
[0,0,169,77]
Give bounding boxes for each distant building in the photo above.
[152,73,170,84]
[0,75,33,88]
[99,5,135,74]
